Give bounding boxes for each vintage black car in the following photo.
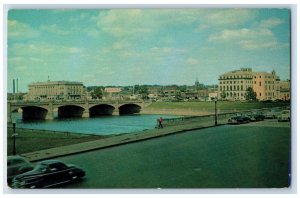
[246,113,265,122]
[228,116,251,124]
[12,160,85,188]
[7,155,34,184]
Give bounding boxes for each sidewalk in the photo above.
[22,117,229,162]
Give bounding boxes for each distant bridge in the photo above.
[7,100,152,122]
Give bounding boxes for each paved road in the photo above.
[53,120,290,189]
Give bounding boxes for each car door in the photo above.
[47,163,69,186]
[8,158,24,179]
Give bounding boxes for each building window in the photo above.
[259,82,261,86]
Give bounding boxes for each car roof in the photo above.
[7,155,27,160]
[39,160,64,166]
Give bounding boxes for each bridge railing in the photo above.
[8,99,149,104]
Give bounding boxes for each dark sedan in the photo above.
[228,116,251,125]
[246,113,265,122]
[12,160,85,189]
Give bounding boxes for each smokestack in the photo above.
[13,79,15,94]
[16,78,18,93]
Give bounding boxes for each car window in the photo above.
[14,159,25,164]
[50,162,67,171]
[35,164,48,172]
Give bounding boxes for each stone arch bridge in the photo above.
[7,100,152,122]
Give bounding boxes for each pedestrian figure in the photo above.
[158,117,163,128]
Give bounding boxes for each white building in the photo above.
[28,81,86,101]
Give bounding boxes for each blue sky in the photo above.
[7,8,290,92]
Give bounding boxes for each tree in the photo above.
[220,90,226,100]
[91,87,103,99]
[245,87,257,101]
[134,85,149,99]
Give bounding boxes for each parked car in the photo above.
[277,110,290,122]
[264,109,281,119]
[247,112,265,121]
[228,116,251,124]
[253,114,265,121]
[7,155,33,183]
[12,160,85,188]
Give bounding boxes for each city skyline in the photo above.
[7,9,291,92]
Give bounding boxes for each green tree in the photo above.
[91,87,103,99]
[245,87,257,101]
[220,90,226,100]
[137,85,149,99]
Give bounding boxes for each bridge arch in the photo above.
[119,103,141,115]
[57,105,85,118]
[89,104,115,117]
[21,106,49,120]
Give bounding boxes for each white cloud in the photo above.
[203,9,257,26]
[9,43,85,58]
[186,58,199,65]
[208,27,285,50]
[209,28,274,42]
[89,9,207,38]
[259,18,284,28]
[238,40,278,50]
[40,24,72,35]
[8,20,40,38]
[69,47,82,53]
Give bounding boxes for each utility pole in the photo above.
[214,99,218,126]
[11,115,17,155]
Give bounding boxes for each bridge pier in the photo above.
[112,109,119,116]
[46,102,54,120]
[45,112,54,120]
[82,109,90,118]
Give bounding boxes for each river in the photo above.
[11,113,180,136]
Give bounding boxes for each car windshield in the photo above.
[34,164,48,172]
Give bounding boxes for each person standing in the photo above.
[158,117,163,128]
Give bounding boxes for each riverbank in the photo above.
[142,101,289,116]
[7,128,107,155]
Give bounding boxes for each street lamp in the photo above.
[214,98,218,126]
[11,114,17,155]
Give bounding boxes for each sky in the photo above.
[7,8,291,92]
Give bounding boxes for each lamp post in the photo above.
[11,115,17,155]
[214,98,218,126]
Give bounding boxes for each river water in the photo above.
[11,113,180,136]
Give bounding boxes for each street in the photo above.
[53,120,290,189]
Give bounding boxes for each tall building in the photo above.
[278,80,291,101]
[27,81,86,101]
[218,68,254,101]
[252,70,280,101]
[218,68,282,101]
